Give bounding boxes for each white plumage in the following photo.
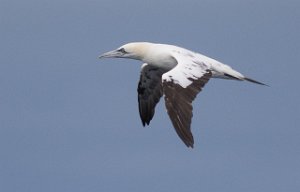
[99,42,266,148]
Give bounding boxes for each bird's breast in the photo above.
[144,54,177,70]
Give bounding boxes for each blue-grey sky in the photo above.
[1,0,299,191]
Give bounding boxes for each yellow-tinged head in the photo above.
[99,42,152,61]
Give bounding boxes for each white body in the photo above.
[135,43,244,80]
[99,42,265,147]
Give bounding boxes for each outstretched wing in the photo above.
[137,64,167,126]
[162,53,212,148]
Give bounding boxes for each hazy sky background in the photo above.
[1,0,299,191]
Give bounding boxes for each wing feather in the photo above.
[162,53,212,148]
[137,64,167,126]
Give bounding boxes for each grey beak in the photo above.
[98,50,123,59]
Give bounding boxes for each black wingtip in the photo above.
[244,77,269,87]
[183,140,194,148]
[141,120,150,127]
[184,143,194,148]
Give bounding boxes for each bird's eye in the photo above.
[118,48,127,54]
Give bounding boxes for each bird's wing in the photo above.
[162,52,212,148]
[138,63,167,126]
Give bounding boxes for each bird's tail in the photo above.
[244,77,268,86]
[211,63,268,86]
[223,73,268,86]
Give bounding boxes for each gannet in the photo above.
[99,42,266,148]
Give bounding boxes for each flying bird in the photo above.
[99,42,266,148]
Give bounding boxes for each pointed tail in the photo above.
[214,63,268,86]
[244,77,268,86]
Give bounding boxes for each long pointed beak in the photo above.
[98,50,123,59]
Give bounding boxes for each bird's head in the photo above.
[99,42,151,61]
